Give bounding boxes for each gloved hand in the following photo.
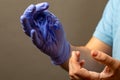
[20,2,70,65]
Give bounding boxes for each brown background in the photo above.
[0,0,107,80]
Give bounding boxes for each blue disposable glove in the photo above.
[20,2,70,65]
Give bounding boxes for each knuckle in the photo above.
[69,72,73,77]
[69,70,76,78]
[69,69,79,76]
[20,15,26,22]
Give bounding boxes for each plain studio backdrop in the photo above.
[0,0,107,80]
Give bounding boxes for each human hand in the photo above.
[20,2,70,65]
[69,51,120,80]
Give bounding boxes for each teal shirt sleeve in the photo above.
[93,0,113,46]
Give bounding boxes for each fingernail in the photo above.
[91,50,98,57]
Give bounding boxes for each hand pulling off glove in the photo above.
[20,2,70,65]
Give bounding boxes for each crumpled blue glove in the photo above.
[20,2,70,65]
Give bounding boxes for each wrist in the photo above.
[51,41,71,65]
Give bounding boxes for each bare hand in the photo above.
[69,50,120,80]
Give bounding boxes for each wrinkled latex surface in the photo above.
[20,2,70,65]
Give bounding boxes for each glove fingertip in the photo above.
[23,4,36,16]
[36,2,49,12]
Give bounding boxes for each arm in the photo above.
[20,2,112,72]
[60,36,112,71]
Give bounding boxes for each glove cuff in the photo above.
[51,42,71,65]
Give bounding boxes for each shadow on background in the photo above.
[0,0,107,80]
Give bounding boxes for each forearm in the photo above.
[60,37,112,72]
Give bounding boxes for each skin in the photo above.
[60,37,112,71]
[68,37,120,80]
[20,2,120,80]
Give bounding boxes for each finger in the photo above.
[36,2,49,12]
[69,51,84,70]
[69,51,100,80]
[75,68,100,80]
[91,50,118,69]
[20,4,37,36]
[23,4,36,17]
[31,29,42,49]
[22,4,38,28]
[20,15,38,36]
[71,51,80,62]
[33,2,49,19]
[20,16,32,36]
[79,60,85,67]
[69,51,84,80]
